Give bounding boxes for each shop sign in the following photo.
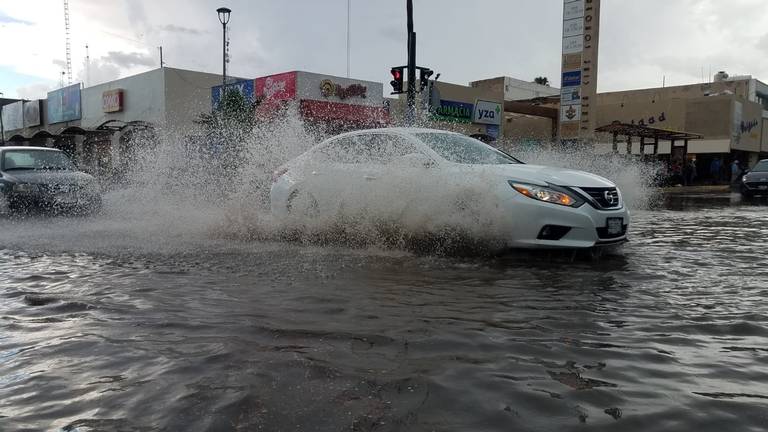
[562,35,583,54]
[211,80,254,109]
[473,100,502,125]
[102,89,124,113]
[1,101,23,130]
[255,72,297,102]
[740,119,759,134]
[485,124,499,139]
[47,83,81,124]
[562,18,584,38]
[432,100,473,123]
[561,86,581,106]
[23,100,41,127]
[561,104,581,122]
[563,0,585,20]
[625,112,666,126]
[319,79,367,100]
[562,71,581,87]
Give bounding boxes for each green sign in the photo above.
[431,100,473,123]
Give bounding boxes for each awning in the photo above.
[595,121,703,141]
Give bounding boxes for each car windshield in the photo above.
[751,161,768,172]
[2,150,76,171]
[414,133,521,165]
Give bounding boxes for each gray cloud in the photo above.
[158,24,206,35]
[0,12,33,25]
[103,51,156,68]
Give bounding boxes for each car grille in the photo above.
[578,187,621,209]
[40,184,81,194]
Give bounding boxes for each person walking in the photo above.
[731,159,741,185]
[710,157,721,184]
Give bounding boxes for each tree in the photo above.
[533,76,550,87]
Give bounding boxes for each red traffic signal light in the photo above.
[390,66,405,94]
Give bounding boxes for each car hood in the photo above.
[2,170,95,185]
[744,171,768,182]
[468,164,616,188]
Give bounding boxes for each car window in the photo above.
[3,150,75,170]
[317,136,366,164]
[316,134,421,165]
[356,134,420,164]
[752,161,768,172]
[414,133,521,165]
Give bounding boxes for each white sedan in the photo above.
[270,128,629,249]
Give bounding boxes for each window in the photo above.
[752,160,768,172]
[414,133,521,165]
[2,150,75,171]
[317,133,420,165]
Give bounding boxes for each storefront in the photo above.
[253,71,388,134]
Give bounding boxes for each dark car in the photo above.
[740,159,768,198]
[0,146,102,215]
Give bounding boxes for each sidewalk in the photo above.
[659,185,731,194]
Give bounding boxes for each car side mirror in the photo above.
[398,153,435,168]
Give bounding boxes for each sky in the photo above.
[1,0,768,100]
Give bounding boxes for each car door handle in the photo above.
[364,175,377,181]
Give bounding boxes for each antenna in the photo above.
[63,0,73,85]
[158,46,164,68]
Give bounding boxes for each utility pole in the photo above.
[63,0,73,85]
[405,0,416,125]
[85,43,90,87]
[346,0,351,77]
[0,92,5,146]
[158,46,164,68]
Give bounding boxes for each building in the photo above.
[470,76,560,101]
[1,67,227,178]
[594,73,768,169]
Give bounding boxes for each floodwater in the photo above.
[1,193,767,432]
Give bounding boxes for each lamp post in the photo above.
[217,7,231,93]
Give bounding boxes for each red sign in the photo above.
[300,99,389,124]
[102,89,124,113]
[255,72,297,102]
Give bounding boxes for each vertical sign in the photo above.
[559,0,600,142]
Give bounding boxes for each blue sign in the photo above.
[47,83,81,124]
[561,71,581,87]
[485,124,499,139]
[432,100,474,122]
[211,79,255,109]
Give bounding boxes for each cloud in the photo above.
[158,24,206,35]
[103,51,155,68]
[15,83,53,100]
[0,12,33,25]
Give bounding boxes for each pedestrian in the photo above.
[731,159,741,185]
[710,157,721,184]
[688,159,697,185]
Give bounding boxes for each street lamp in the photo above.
[217,7,232,92]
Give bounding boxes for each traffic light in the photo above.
[390,66,405,94]
[418,67,433,91]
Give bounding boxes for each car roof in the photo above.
[0,146,61,152]
[335,127,462,138]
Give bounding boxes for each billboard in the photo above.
[102,89,124,113]
[23,100,42,127]
[211,79,255,110]
[47,83,82,124]
[1,101,24,131]
[558,0,601,141]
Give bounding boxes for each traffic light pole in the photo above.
[406,0,416,125]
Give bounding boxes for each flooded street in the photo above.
[1,193,767,432]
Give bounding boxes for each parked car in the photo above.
[740,159,768,198]
[270,128,629,249]
[0,146,102,215]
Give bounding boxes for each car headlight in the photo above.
[742,175,748,183]
[509,181,584,207]
[12,184,40,193]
